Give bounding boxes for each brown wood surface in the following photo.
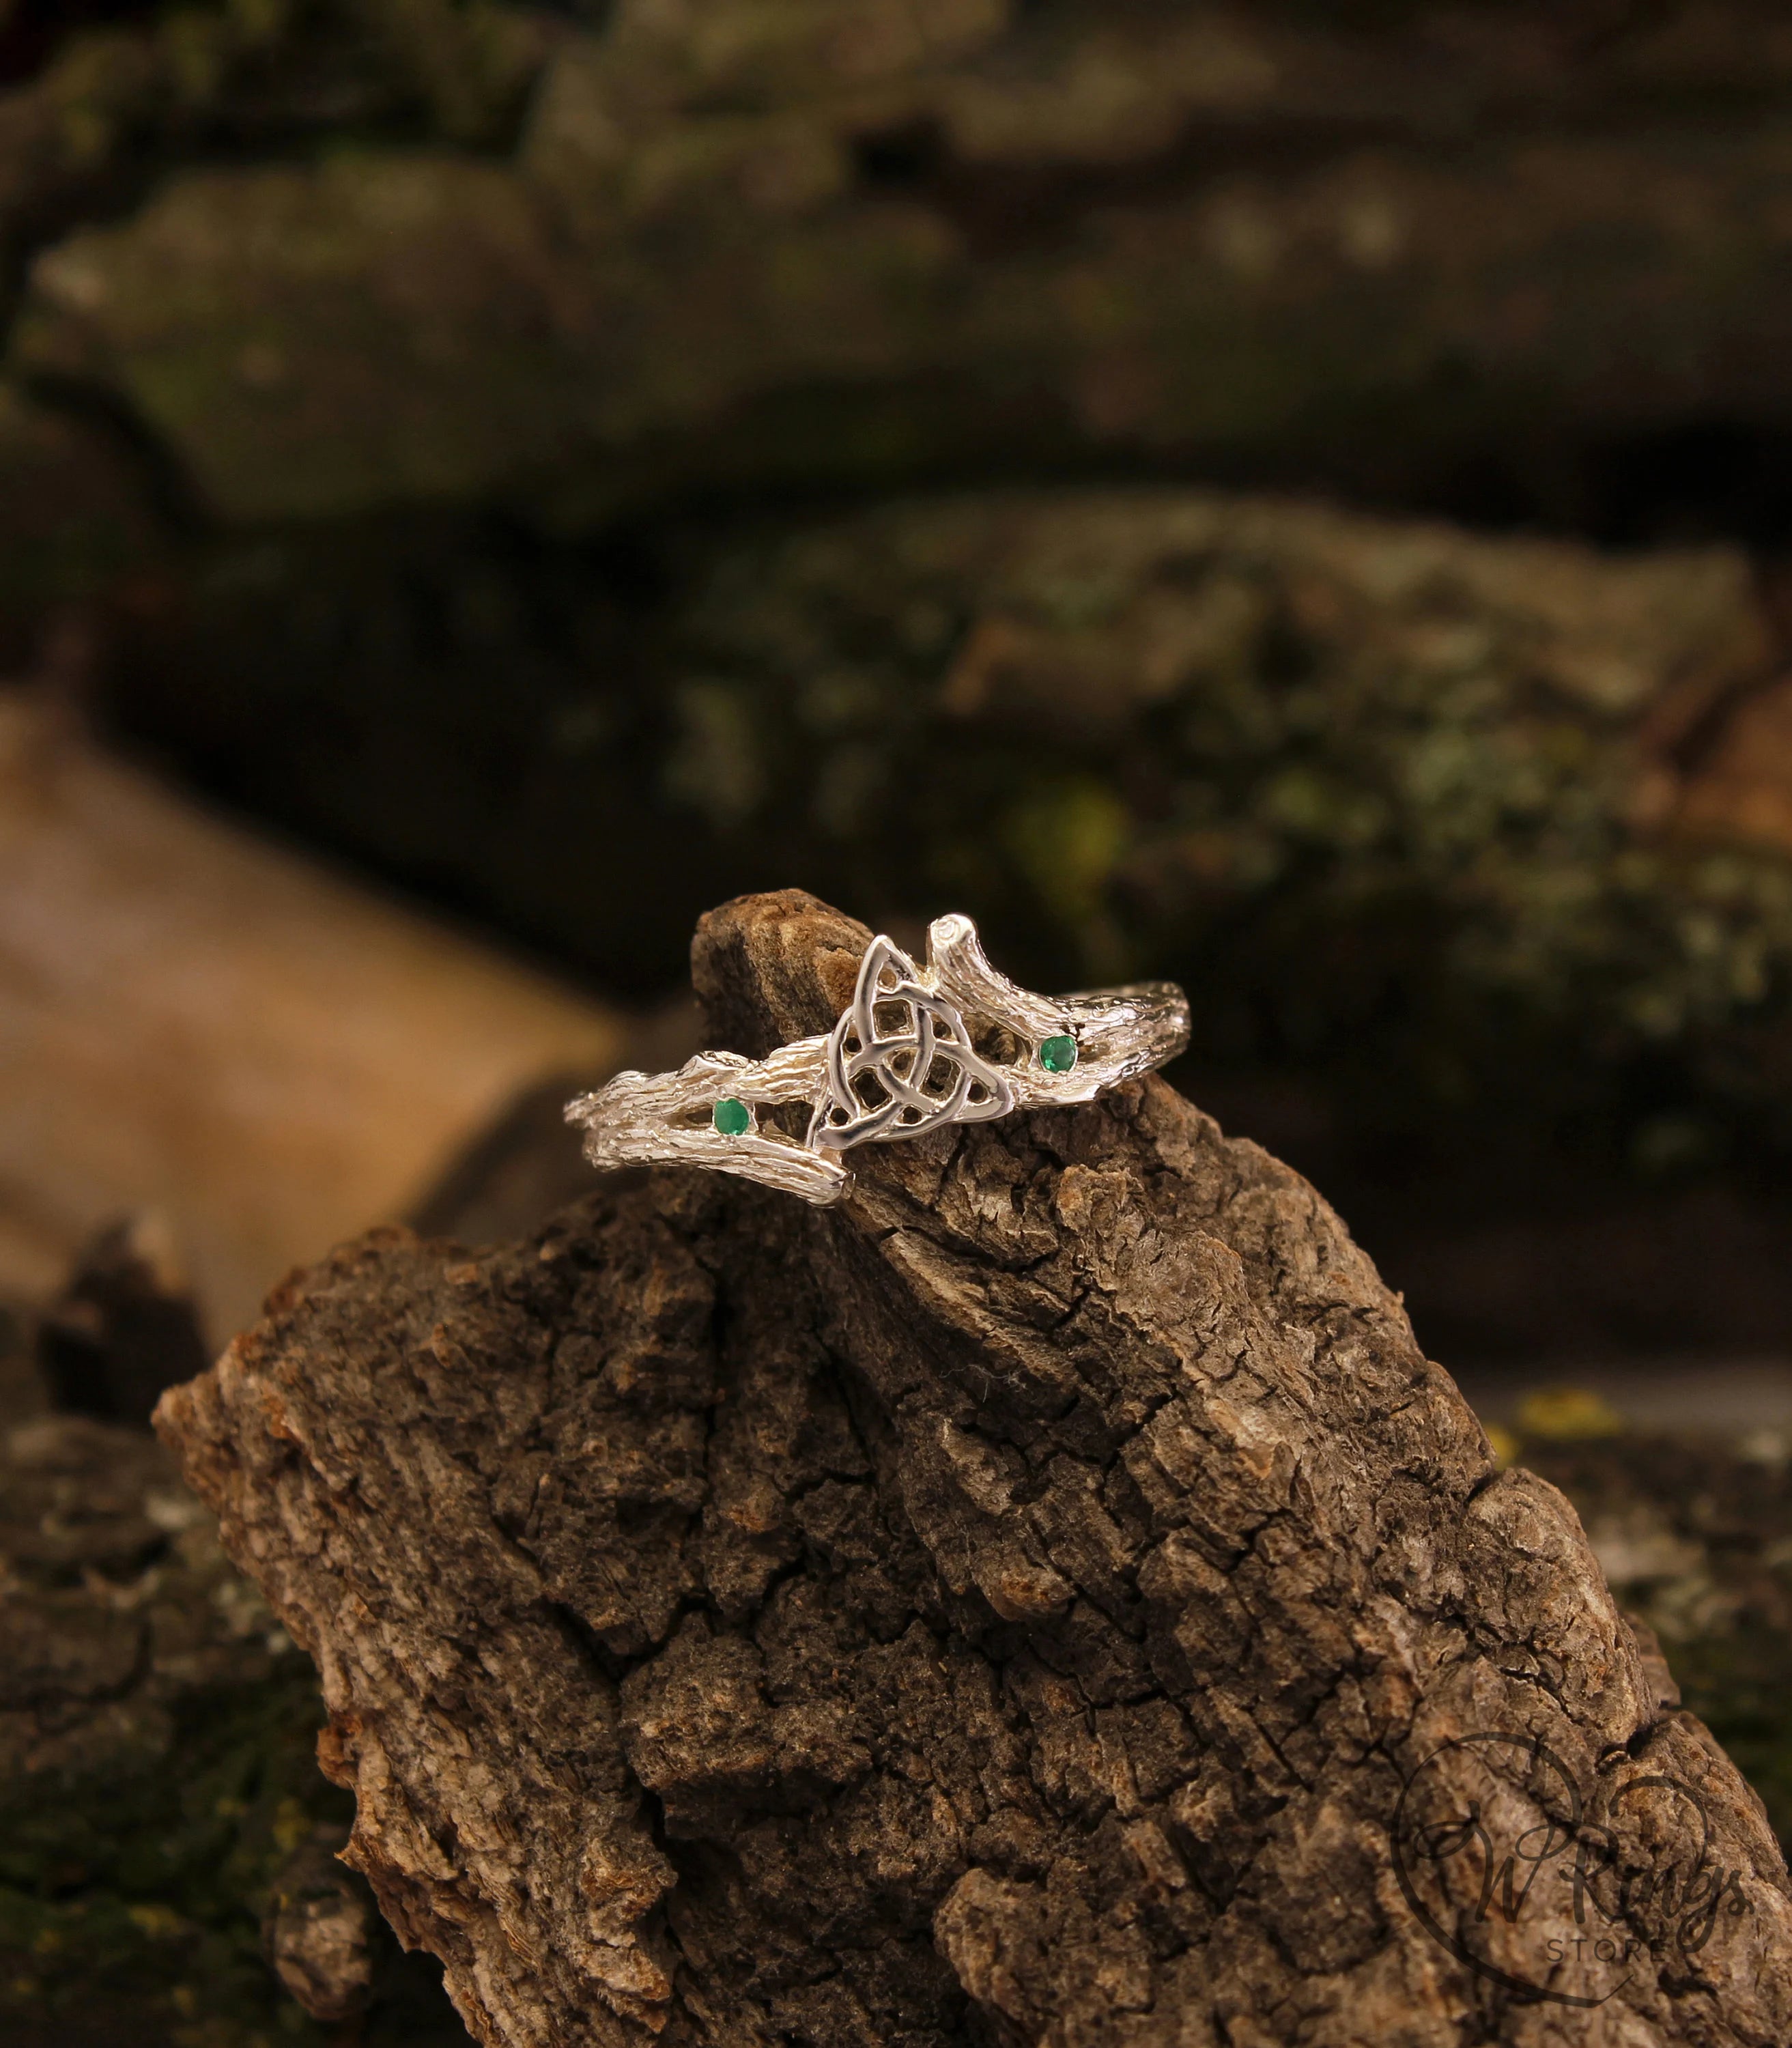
[158,891,1792,2046]
[0,682,623,1337]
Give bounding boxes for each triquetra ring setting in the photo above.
[565,914,1190,1205]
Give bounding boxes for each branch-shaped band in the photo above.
[565,914,1191,1205]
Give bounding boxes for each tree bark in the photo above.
[157,890,1792,2047]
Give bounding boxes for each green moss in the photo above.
[0,1655,468,2042]
[1669,1634,1792,1853]
[999,779,1130,963]
[0,1663,350,2045]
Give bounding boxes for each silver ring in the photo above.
[565,913,1190,1205]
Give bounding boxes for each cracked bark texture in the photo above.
[157,890,1792,2047]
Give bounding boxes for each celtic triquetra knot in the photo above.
[808,935,1015,1153]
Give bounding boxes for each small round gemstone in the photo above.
[712,1096,752,1137]
[1039,1034,1078,1075]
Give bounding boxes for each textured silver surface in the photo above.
[565,913,1190,1205]
[808,933,1015,1151]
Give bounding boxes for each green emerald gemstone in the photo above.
[1039,1034,1078,1075]
[712,1096,752,1137]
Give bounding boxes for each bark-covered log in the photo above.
[27,3,1792,539]
[158,890,1792,2047]
[0,0,547,301]
[22,3,1792,531]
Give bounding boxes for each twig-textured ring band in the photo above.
[565,913,1191,1205]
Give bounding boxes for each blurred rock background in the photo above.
[8,1,1792,2042]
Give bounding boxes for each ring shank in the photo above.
[565,916,1189,1206]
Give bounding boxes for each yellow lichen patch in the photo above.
[126,1903,186,1939]
[1515,1385,1625,1442]
[270,1795,313,1855]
